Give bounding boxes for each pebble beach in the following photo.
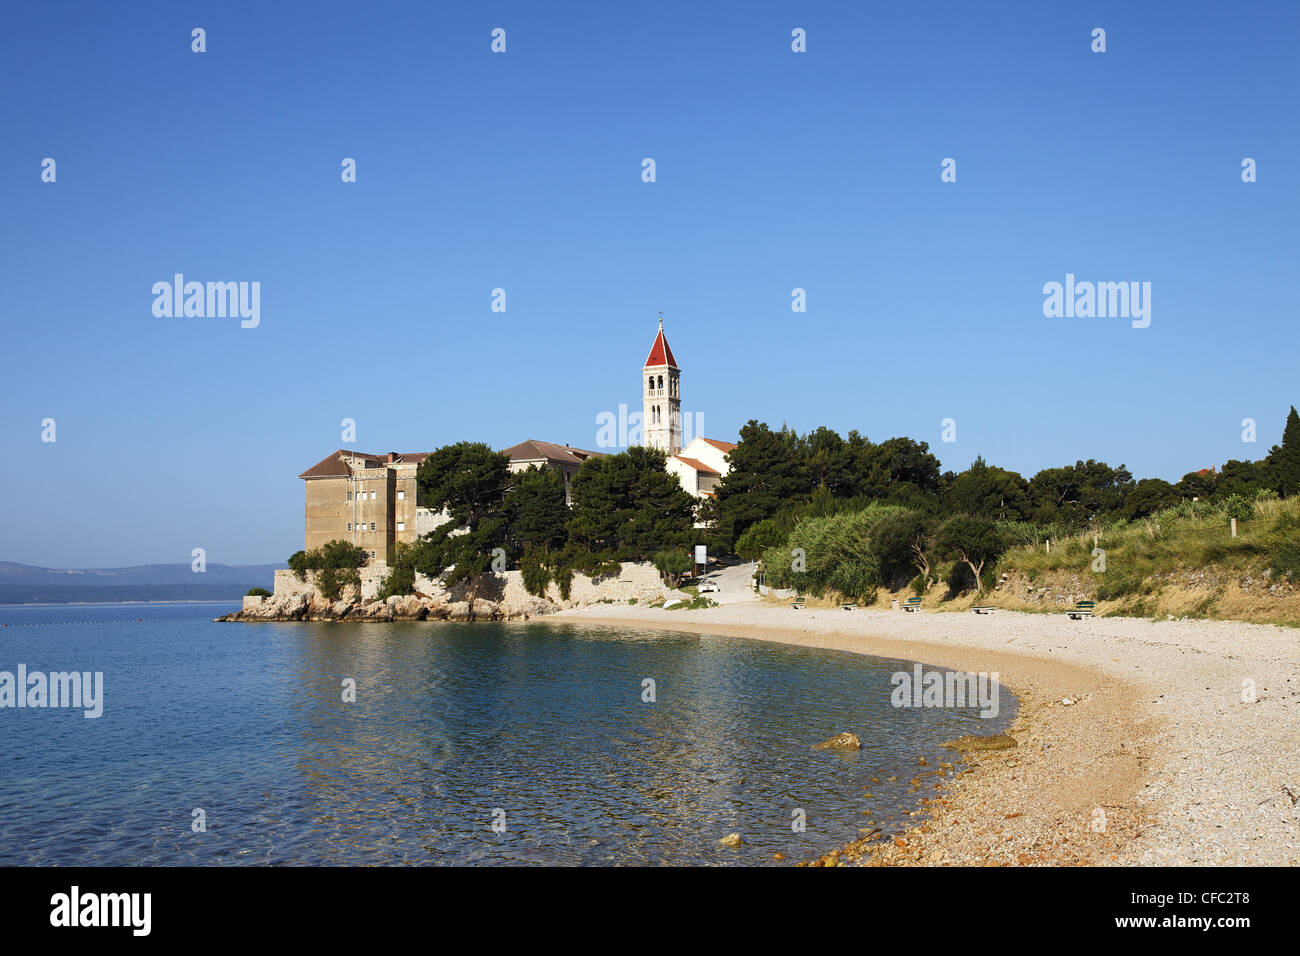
[558,600,1300,866]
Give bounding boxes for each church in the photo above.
[639,317,737,498]
[502,317,735,500]
[299,319,734,563]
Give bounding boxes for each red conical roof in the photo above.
[644,323,678,368]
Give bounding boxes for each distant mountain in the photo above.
[0,562,285,604]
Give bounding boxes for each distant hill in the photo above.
[0,561,285,605]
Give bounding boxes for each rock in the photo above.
[473,600,502,621]
[814,732,862,750]
[941,733,1017,752]
[393,595,427,620]
[366,602,394,622]
[719,833,744,848]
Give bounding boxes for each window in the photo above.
[658,374,663,389]
[370,491,377,500]
[346,490,352,501]
[370,522,376,531]
[370,551,376,559]
[397,490,405,500]
[396,521,405,532]
[347,523,352,531]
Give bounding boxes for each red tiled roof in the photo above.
[673,455,719,475]
[700,438,737,453]
[502,440,606,465]
[299,450,431,479]
[644,327,678,368]
[299,450,378,479]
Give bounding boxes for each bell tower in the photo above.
[642,315,681,454]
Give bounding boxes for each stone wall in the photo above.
[246,561,670,622]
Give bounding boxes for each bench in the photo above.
[971,606,996,615]
[903,597,923,612]
[791,597,806,610]
[840,603,857,611]
[1066,600,1096,620]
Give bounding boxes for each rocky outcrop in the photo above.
[215,564,666,623]
[813,732,863,750]
[218,589,560,623]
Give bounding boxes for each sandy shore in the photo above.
[556,599,1300,866]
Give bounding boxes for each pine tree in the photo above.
[1278,405,1300,498]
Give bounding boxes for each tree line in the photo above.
[705,406,1300,552]
[290,405,1300,603]
[709,405,1300,601]
[380,442,699,600]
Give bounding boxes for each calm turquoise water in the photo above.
[0,602,1014,865]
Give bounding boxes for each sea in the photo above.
[0,601,1015,865]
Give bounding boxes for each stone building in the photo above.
[500,440,604,505]
[299,319,737,561]
[666,437,737,499]
[298,450,445,565]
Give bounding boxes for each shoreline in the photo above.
[0,599,245,608]
[555,600,1300,866]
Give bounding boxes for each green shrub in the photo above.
[245,587,271,598]
[554,565,574,601]
[1268,512,1300,576]
[286,539,368,601]
[1222,494,1254,522]
[653,550,694,588]
[520,548,552,598]
[828,558,878,602]
[377,564,415,601]
[735,519,786,562]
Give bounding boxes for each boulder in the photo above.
[393,595,427,620]
[472,600,501,621]
[814,732,862,751]
[363,602,394,622]
[718,833,744,848]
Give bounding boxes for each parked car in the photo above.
[698,581,720,594]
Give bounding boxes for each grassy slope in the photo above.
[958,498,1299,626]
[778,499,1300,627]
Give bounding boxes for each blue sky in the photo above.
[2,1,1297,567]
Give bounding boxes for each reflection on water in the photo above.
[0,603,1015,865]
